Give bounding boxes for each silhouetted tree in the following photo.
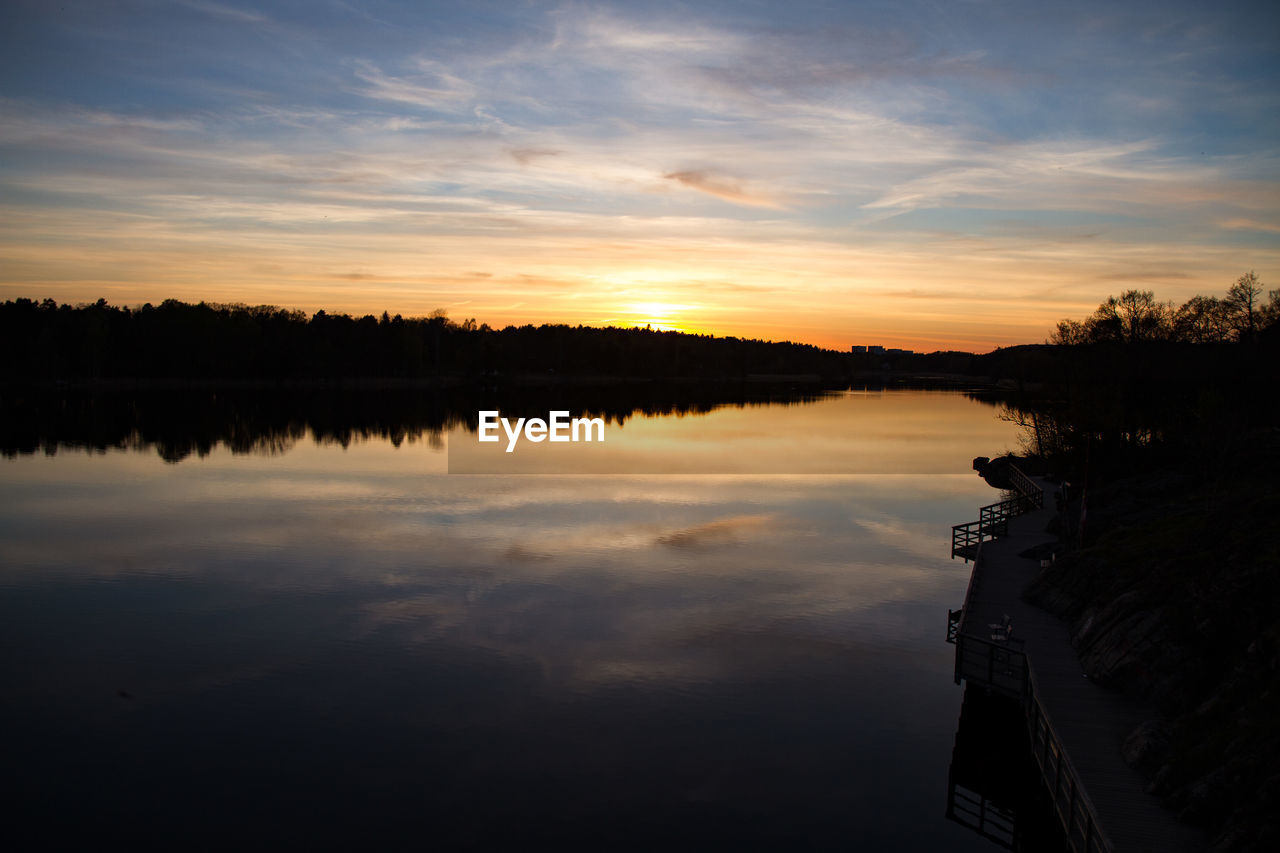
[1172,294,1233,343]
[1225,270,1264,342]
[1050,318,1091,346]
[1099,289,1174,343]
[1260,286,1280,331]
[1049,289,1172,344]
[1051,276,1276,346]
[0,297,857,382]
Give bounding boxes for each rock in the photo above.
[978,454,1014,489]
[1123,719,1172,773]
[1179,767,1229,824]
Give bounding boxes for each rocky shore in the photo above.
[1006,436,1280,852]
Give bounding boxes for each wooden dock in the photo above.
[947,470,1205,853]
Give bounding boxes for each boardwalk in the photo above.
[951,476,1205,853]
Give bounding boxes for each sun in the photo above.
[625,301,687,332]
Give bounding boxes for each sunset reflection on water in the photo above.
[1,389,1019,851]
[449,388,1014,473]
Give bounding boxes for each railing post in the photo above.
[1067,776,1077,848]
[1042,719,1051,771]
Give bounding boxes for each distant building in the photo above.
[853,345,914,356]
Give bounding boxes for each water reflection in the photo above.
[450,388,1011,474]
[946,686,1065,850]
[0,382,836,462]
[0,390,1019,850]
[0,382,1002,466]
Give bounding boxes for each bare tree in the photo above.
[1049,318,1091,345]
[1052,277,1274,346]
[1113,289,1174,342]
[1173,294,1233,343]
[1059,289,1173,344]
[1225,271,1264,341]
[1259,287,1280,331]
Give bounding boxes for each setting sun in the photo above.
[618,301,691,332]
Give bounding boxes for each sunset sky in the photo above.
[2,0,1278,351]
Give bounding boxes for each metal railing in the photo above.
[951,519,985,561]
[949,538,985,639]
[951,465,1043,560]
[1008,466,1044,509]
[1025,668,1114,853]
[945,467,1110,852]
[953,633,1028,699]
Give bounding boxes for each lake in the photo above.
[0,387,1032,850]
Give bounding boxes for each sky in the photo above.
[1,0,1278,352]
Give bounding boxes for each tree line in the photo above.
[990,272,1279,483]
[1049,271,1278,345]
[0,297,853,382]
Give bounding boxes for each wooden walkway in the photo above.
[951,476,1205,853]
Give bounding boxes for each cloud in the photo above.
[510,147,561,165]
[550,6,743,60]
[663,170,781,208]
[349,58,475,109]
[1096,271,1193,281]
[1220,218,1280,235]
[859,140,1184,216]
[176,0,271,25]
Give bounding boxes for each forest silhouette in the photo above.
[0,298,859,381]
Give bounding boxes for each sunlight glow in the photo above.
[621,301,688,332]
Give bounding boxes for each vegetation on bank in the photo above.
[0,296,1067,385]
[998,279,1279,852]
[982,274,1279,482]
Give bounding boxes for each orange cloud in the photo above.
[663,170,782,208]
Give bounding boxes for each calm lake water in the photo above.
[1,388,1025,850]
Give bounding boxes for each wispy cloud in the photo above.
[349,58,475,109]
[175,0,271,25]
[1220,218,1280,234]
